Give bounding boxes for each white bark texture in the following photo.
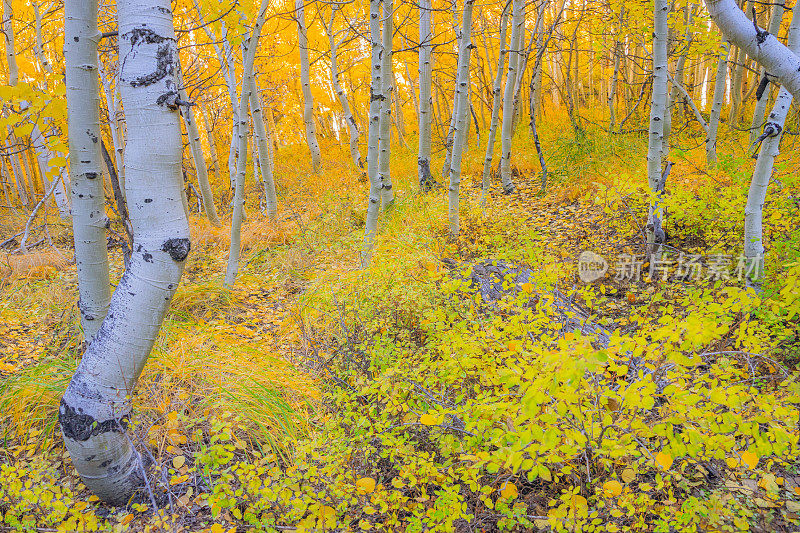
[646,0,669,255]
[743,4,800,282]
[417,0,434,189]
[99,62,126,195]
[178,66,222,227]
[447,0,475,236]
[706,41,729,166]
[705,0,800,97]
[362,0,384,267]
[249,76,278,219]
[663,5,694,158]
[3,0,17,86]
[378,0,394,207]
[749,0,785,145]
[224,2,269,287]
[60,0,190,504]
[63,0,112,341]
[297,0,322,171]
[480,6,509,206]
[499,0,524,193]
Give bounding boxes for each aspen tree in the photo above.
[646,0,669,257]
[448,0,476,236]
[297,0,322,171]
[499,0,524,194]
[177,65,222,227]
[748,0,785,145]
[362,0,384,266]
[2,0,17,86]
[740,4,800,285]
[63,0,111,341]
[480,4,509,206]
[324,8,362,170]
[60,0,190,504]
[225,1,270,287]
[378,0,394,207]
[706,41,729,166]
[417,0,435,190]
[249,76,278,219]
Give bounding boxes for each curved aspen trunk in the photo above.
[297,0,322,171]
[63,0,111,341]
[448,0,475,236]
[224,3,269,287]
[4,140,27,206]
[178,66,222,227]
[742,6,800,286]
[499,0,524,194]
[417,0,435,189]
[748,0,785,145]
[706,0,800,95]
[378,0,394,207]
[59,0,190,504]
[706,42,729,166]
[646,0,669,257]
[480,5,509,206]
[326,11,362,170]
[362,0,384,267]
[249,76,277,219]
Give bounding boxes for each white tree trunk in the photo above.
[743,3,800,284]
[297,0,322,171]
[748,0,785,145]
[60,0,190,504]
[249,76,278,219]
[378,0,394,207]
[224,2,270,287]
[178,66,222,227]
[2,0,18,86]
[706,41,729,166]
[326,11,362,170]
[706,0,800,97]
[646,0,669,256]
[362,0,384,267]
[201,107,224,188]
[63,0,111,341]
[664,5,694,158]
[499,0,524,194]
[480,5,509,205]
[417,0,434,189]
[447,0,476,236]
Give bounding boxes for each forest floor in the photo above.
[2,115,800,532]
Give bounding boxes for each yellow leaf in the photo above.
[655,452,673,471]
[507,340,523,352]
[319,505,335,518]
[172,455,186,469]
[120,513,134,525]
[500,482,518,499]
[621,468,636,483]
[356,477,376,495]
[420,413,441,426]
[741,450,759,470]
[602,480,623,497]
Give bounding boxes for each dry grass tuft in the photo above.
[0,248,71,282]
[190,214,295,251]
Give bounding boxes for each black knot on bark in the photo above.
[157,91,180,110]
[59,399,128,441]
[162,237,191,262]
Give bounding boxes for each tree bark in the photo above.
[480,4,509,206]
[417,0,435,190]
[249,76,278,219]
[297,0,322,171]
[448,0,476,236]
[706,41,729,166]
[60,0,190,504]
[378,0,394,207]
[499,0,524,194]
[646,0,669,257]
[748,0,785,145]
[362,0,384,267]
